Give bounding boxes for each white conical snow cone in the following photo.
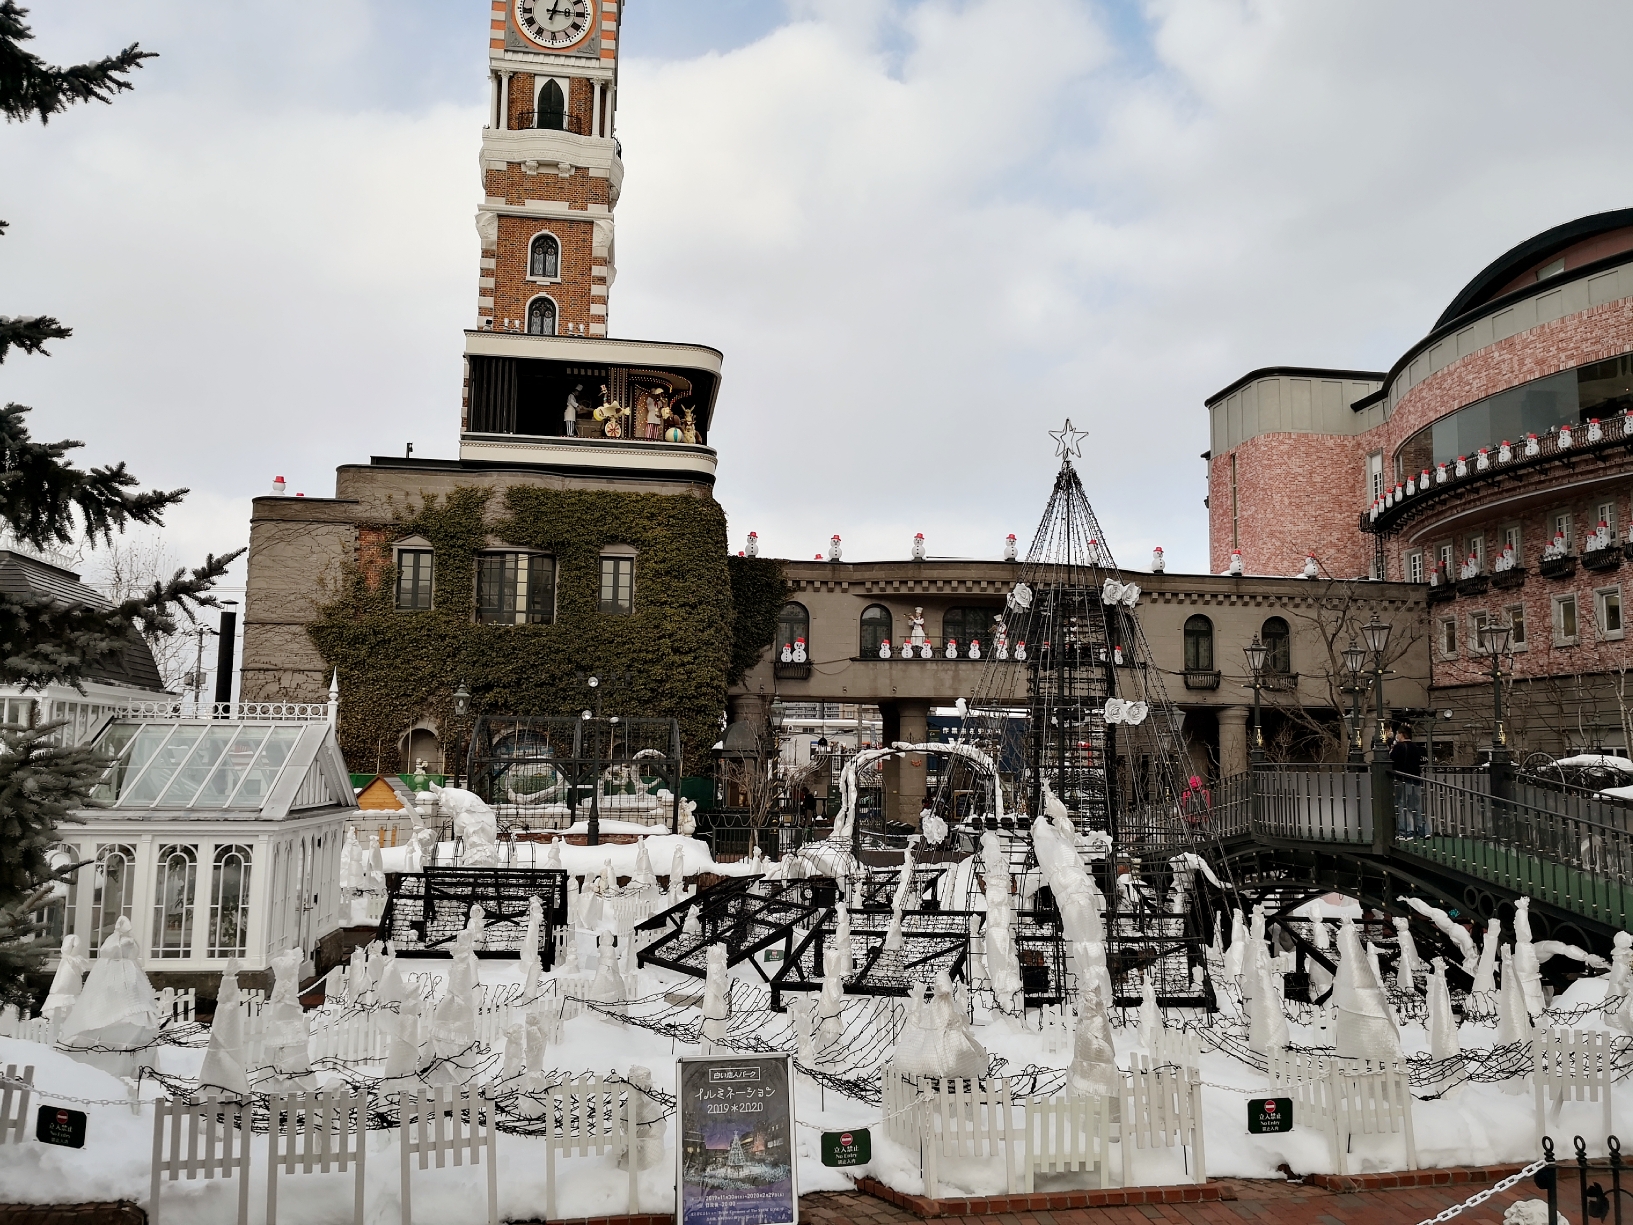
[1246,941,1290,1054]
[520,894,544,997]
[1224,908,1247,985]
[1473,917,1501,995]
[42,935,88,1023]
[545,837,564,870]
[197,959,251,1097]
[892,973,987,1080]
[59,916,160,1049]
[1393,917,1421,995]
[632,838,656,889]
[589,935,627,1006]
[701,943,729,1045]
[1333,917,1401,1060]
[1306,900,1333,1002]
[1068,974,1120,1098]
[1427,957,1461,1062]
[263,947,315,1088]
[1512,898,1547,1018]
[1496,944,1534,1048]
[834,902,854,976]
[1138,976,1161,1052]
[1607,931,1633,999]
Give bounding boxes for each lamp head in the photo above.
[1342,638,1367,675]
[1244,635,1268,674]
[1361,618,1391,656]
[452,680,472,718]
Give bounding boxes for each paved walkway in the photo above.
[800,1174,1569,1225]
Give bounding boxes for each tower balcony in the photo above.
[460,330,723,482]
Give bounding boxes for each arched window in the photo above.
[208,844,252,958]
[943,606,999,647]
[151,843,198,959]
[88,843,135,958]
[529,232,560,279]
[537,78,566,130]
[860,604,892,656]
[1183,614,1214,672]
[776,602,809,654]
[526,296,557,336]
[1261,616,1291,674]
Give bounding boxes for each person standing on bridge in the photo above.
[1390,726,1427,838]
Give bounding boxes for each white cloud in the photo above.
[6,0,1633,580]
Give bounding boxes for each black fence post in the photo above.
[1370,748,1395,856]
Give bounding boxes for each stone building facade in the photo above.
[1208,209,1633,758]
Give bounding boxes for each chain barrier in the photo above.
[1411,1158,1546,1224]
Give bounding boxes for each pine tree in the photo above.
[0,4,241,998]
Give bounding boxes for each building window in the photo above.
[152,844,198,959]
[526,295,557,336]
[1537,256,1566,281]
[1503,524,1523,563]
[476,552,555,625]
[1406,550,1424,584]
[208,844,252,958]
[1183,614,1214,671]
[537,77,566,129]
[529,233,560,280]
[942,607,996,648]
[598,556,634,615]
[396,549,433,611]
[1598,500,1619,539]
[1554,512,1573,550]
[1367,451,1384,501]
[1260,616,1291,674]
[860,604,891,657]
[1506,604,1527,650]
[1471,611,1491,654]
[1437,542,1454,577]
[88,843,135,958]
[776,602,809,654]
[1468,534,1485,572]
[1553,593,1579,646]
[1438,617,1458,658]
[1598,587,1624,640]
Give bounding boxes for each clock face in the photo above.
[515,0,592,49]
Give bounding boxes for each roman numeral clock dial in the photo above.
[516,0,591,48]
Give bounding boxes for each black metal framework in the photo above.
[466,713,682,838]
[379,865,568,961]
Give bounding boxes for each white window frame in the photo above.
[1597,585,1625,641]
[1438,616,1458,659]
[1470,610,1490,655]
[1367,451,1385,501]
[1598,500,1620,539]
[1554,512,1574,550]
[1553,593,1580,647]
[1468,533,1485,572]
[1503,523,1523,564]
[1437,542,1454,574]
[1505,603,1528,652]
[1406,550,1424,584]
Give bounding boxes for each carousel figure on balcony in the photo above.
[564,384,584,436]
[642,386,668,440]
[594,388,624,438]
[908,607,928,658]
[681,407,700,444]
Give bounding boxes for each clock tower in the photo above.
[477,0,623,339]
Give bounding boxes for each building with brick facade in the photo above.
[1208,209,1633,758]
[239,1,748,778]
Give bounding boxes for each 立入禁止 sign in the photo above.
[35,1106,86,1148]
[1247,1097,1293,1135]
[677,1055,797,1225]
[820,1128,870,1167]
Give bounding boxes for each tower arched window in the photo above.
[1261,616,1291,675]
[776,602,809,654]
[537,78,566,130]
[860,604,892,657]
[526,296,557,336]
[529,233,560,280]
[1183,614,1214,672]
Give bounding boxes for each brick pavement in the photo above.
[800,1171,1578,1225]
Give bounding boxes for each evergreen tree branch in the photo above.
[0,2,154,125]
[0,404,189,549]
[0,314,71,363]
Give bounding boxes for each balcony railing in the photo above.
[510,110,588,135]
[1183,669,1221,690]
[1366,413,1633,535]
[853,636,1017,662]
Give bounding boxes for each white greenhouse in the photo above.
[53,702,360,984]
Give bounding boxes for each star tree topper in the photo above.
[1050,418,1087,460]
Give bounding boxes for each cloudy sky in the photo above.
[5,0,1633,594]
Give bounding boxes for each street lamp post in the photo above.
[1360,618,1393,852]
[1244,635,1268,764]
[585,675,603,847]
[1343,638,1367,767]
[765,699,787,854]
[452,680,472,788]
[1486,618,1515,802]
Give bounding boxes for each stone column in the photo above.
[886,701,931,827]
[1217,706,1250,778]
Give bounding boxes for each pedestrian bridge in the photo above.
[1195,764,1633,954]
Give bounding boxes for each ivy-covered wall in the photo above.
[307,484,780,776]
[726,555,788,687]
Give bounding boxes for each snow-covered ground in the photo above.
[0,915,1622,1220]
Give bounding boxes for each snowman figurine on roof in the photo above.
[745,531,758,558]
[1004,533,1017,562]
[912,533,927,561]
[828,534,842,562]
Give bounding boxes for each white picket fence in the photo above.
[158,988,196,1025]
[309,1011,389,1063]
[0,1064,33,1145]
[1268,1050,1416,1175]
[882,1068,1022,1198]
[538,1072,644,1219]
[1022,1090,1115,1191]
[1146,1026,1202,1071]
[150,1096,254,1225]
[1125,1055,1206,1185]
[0,1005,52,1045]
[1534,1028,1613,1150]
[265,1088,368,1225]
[399,1085,498,1225]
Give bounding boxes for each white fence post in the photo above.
[398,1084,498,1225]
[1534,1028,1613,1152]
[543,1073,638,1218]
[150,1096,253,1225]
[266,1088,367,1225]
[0,1064,33,1144]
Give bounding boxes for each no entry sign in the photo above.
[1248,1097,1293,1134]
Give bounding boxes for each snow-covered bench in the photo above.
[1534,1027,1613,1150]
[1268,1050,1416,1175]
